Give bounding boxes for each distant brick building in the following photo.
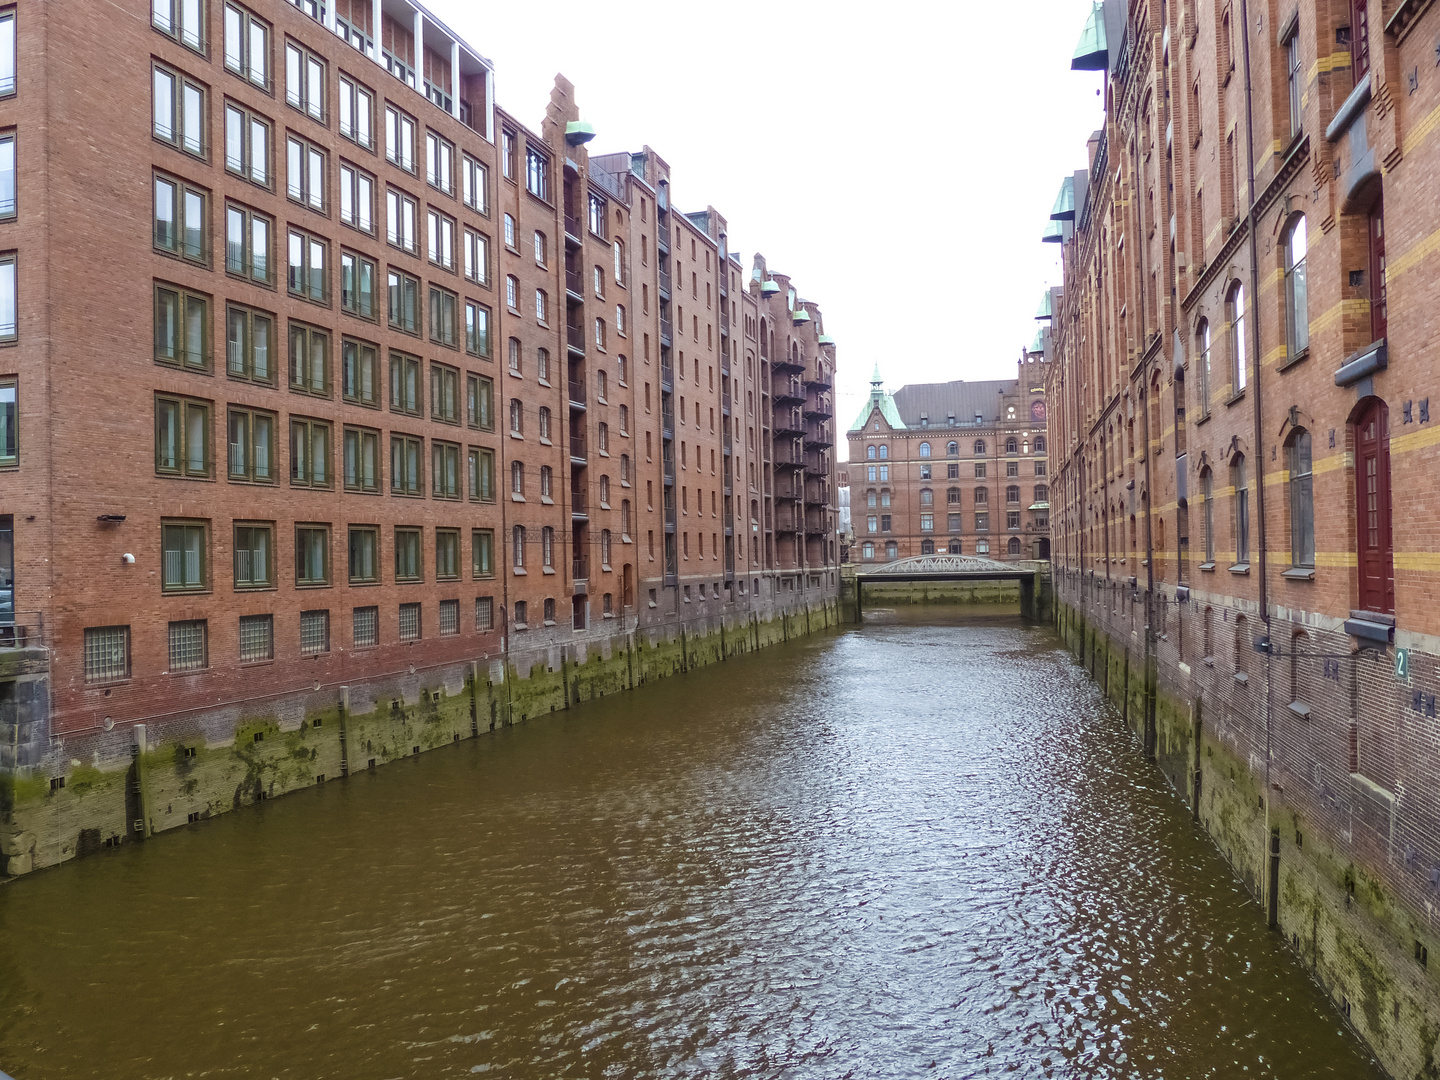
[845,348,1050,564]
[1043,0,1440,1074]
[0,0,839,872]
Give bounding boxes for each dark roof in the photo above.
[890,379,1019,427]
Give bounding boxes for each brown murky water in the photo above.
[0,610,1384,1079]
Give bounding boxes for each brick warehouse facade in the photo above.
[0,0,841,875]
[845,351,1051,565]
[1043,0,1440,1075]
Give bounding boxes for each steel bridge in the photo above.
[851,554,1049,620]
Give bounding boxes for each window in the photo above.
[503,213,516,249]
[1006,460,1019,478]
[430,286,458,347]
[285,134,326,211]
[501,129,516,180]
[469,446,495,502]
[510,398,523,436]
[154,174,208,264]
[462,155,488,214]
[861,542,874,559]
[390,433,422,496]
[221,306,274,389]
[587,193,606,237]
[394,601,420,641]
[1285,429,1314,569]
[386,188,417,252]
[432,440,460,499]
[1369,200,1387,341]
[287,229,328,303]
[1231,455,1250,566]
[513,600,527,627]
[338,73,373,148]
[1227,282,1247,394]
[472,530,495,578]
[233,522,273,588]
[1006,485,1020,505]
[349,605,378,647]
[1353,397,1393,614]
[1034,484,1049,503]
[538,406,552,442]
[974,488,989,506]
[161,520,208,593]
[975,512,989,532]
[1284,216,1308,359]
[919,487,933,506]
[614,240,626,286]
[394,527,422,581]
[1200,468,1215,565]
[1284,27,1302,138]
[288,322,329,396]
[535,289,548,325]
[877,445,888,460]
[385,104,416,171]
[225,202,272,284]
[540,465,552,499]
[295,609,329,655]
[880,514,892,532]
[948,513,962,533]
[386,351,421,415]
[475,595,494,630]
[1350,0,1370,85]
[601,529,612,568]
[541,526,555,569]
[424,364,458,426]
[468,374,494,430]
[425,131,453,194]
[464,229,490,285]
[466,301,491,358]
[328,256,373,325]
[339,162,374,232]
[525,148,549,201]
[348,526,379,584]
[84,626,131,684]
[510,459,525,496]
[505,275,519,311]
[428,209,456,270]
[155,394,210,479]
[435,529,459,580]
[154,285,210,371]
[235,613,273,663]
[512,525,526,571]
[227,405,275,483]
[0,377,13,466]
[920,514,934,533]
[342,425,380,492]
[594,317,606,350]
[289,417,331,488]
[295,524,329,586]
[0,134,13,219]
[388,269,419,334]
[284,41,325,121]
[533,230,547,265]
[224,102,271,186]
[153,63,206,158]
[879,465,888,482]
[336,340,379,410]
[919,442,931,458]
[224,5,269,88]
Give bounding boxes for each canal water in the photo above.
[0,610,1383,1080]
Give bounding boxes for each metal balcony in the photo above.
[565,268,583,299]
[774,379,805,405]
[774,410,805,437]
[659,316,673,348]
[569,432,588,464]
[720,309,730,336]
[564,214,582,244]
[568,379,587,409]
[566,324,586,354]
[806,365,833,390]
[658,267,671,298]
[572,557,589,581]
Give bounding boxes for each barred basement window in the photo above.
[224,103,272,188]
[227,405,276,483]
[438,598,459,637]
[394,527,422,581]
[299,609,329,654]
[343,426,379,492]
[398,601,421,641]
[168,620,208,672]
[233,523,273,589]
[472,529,494,578]
[226,202,272,283]
[475,595,494,631]
[155,394,210,478]
[289,417,331,488]
[227,305,275,384]
[352,605,378,647]
[154,174,208,264]
[153,63,206,157]
[83,626,131,685]
[341,251,376,318]
[238,613,273,663]
[348,525,378,584]
[295,523,329,586]
[155,284,210,370]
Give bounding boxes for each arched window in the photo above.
[861,542,874,560]
[1231,454,1250,565]
[974,440,986,455]
[1007,536,1022,555]
[947,441,959,457]
[1227,282,1247,393]
[1200,467,1215,564]
[1195,318,1212,415]
[1287,429,1314,569]
[1284,215,1309,359]
[974,488,988,506]
[1006,485,1020,504]
[878,445,888,460]
[1034,436,1046,453]
[1006,437,1018,454]
[947,487,961,505]
[1034,484,1049,503]
[885,541,898,560]
[920,488,933,506]
[866,444,875,460]
[920,539,935,555]
[949,539,962,554]
[918,442,931,458]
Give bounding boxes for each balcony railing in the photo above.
[659,316,673,347]
[722,390,732,414]
[570,488,589,515]
[569,431,588,461]
[566,324,586,353]
[775,379,805,403]
[720,309,730,336]
[573,557,590,581]
[568,379,587,407]
[773,441,805,468]
[0,611,46,649]
[564,214,583,242]
[658,267,671,297]
[565,268,583,297]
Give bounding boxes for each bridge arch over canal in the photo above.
[851,554,1051,621]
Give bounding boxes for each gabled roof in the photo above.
[849,364,907,432]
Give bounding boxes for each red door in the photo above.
[1355,398,1394,614]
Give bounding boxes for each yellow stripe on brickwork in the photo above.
[1261,343,1288,369]
[1258,267,1282,295]
[1312,453,1351,476]
[1306,51,1352,84]
[1402,101,1440,158]
[1386,225,1440,282]
[1315,551,1358,568]
[1395,552,1440,572]
[1309,298,1368,337]
[1390,424,1440,457]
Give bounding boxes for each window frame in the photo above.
[224,200,273,284]
[462,154,489,215]
[472,529,495,579]
[294,522,331,587]
[390,432,424,496]
[161,518,210,594]
[425,130,454,195]
[394,526,423,582]
[338,160,375,234]
[152,63,207,160]
[283,38,327,123]
[340,249,378,320]
[223,100,273,188]
[233,521,275,589]
[467,373,494,431]
[338,72,374,149]
[342,423,381,493]
[155,393,212,479]
[286,227,330,305]
[389,350,422,416]
[288,415,333,489]
[223,3,270,90]
[387,267,420,335]
[384,102,416,173]
[226,403,277,484]
[153,0,207,53]
[287,320,330,397]
[153,172,210,266]
[154,282,211,372]
[431,438,460,500]
[348,525,380,585]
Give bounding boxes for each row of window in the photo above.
[155,283,493,390]
[858,538,1022,559]
[865,512,1039,534]
[863,485,1050,508]
[863,437,1046,460]
[860,459,1047,482]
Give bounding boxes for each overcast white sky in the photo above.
[423,0,1105,436]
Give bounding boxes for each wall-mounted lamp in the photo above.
[121,553,136,565]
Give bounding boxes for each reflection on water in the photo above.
[0,611,1382,1079]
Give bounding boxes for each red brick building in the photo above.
[1044,1,1440,1073]
[0,0,839,870]
[845,351,1051,564]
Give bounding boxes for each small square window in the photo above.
[84,626,131,684]
[438,598,459,637]
[352,605,378,647]
[239,613,274,663]
[299,609,330,654]
[398,601,421,641]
